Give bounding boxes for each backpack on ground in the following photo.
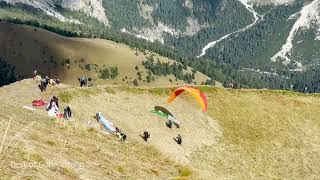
[64,106,72,119]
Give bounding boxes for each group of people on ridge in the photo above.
[34,70,61,92]
[141,115,182,145]
[35,72,183,144]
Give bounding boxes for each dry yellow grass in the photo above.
[190,87,320,179]
[1,79,320,179]
[0,80,185,179]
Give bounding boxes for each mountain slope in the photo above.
[0,79,320,179]
[0,23,209,86]
[0,80,185,179]
[271,0,320,69]
[0,0,319,92]
[1,0,108,25]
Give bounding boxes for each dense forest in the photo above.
[142,55,197,84]
[0,0,319,92]
[0,57,16,87]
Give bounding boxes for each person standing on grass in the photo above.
[47,96,59,117]
[174,134,182,145]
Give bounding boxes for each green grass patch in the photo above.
[116,166,125,174]
[58,91,73,103]
[176,165,193,177]
[30,153,45,163]
[87,127,98,134]
[104,88,116,94]
[76,88,102,96]
[150,168,160,176]
[117,86,146,95]
[148,88,171,96]
[198,86,224,94]
[59,167,78,178]
[46,140,56,146]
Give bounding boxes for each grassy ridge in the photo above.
[0,80,192,179]
[0,79,319,179]
[0,23,208,86]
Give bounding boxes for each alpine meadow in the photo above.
[0,0,319,179]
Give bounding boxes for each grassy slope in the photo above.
[0,79,320,179]
[192,87,320,179]
[0,23,208,86]
[0,80,190,179]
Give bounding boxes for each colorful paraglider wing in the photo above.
[150,109,169,118]
[154,106,173,117]
[98,114,116,132]
[167,86,208,112]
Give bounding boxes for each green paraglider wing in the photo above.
[150,110,169,119]
[154,106,173,117]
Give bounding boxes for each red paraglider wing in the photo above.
[167,86,208,112]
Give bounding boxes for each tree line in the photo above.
[0,1,318,92]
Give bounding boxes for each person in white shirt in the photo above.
[47,96,59,117]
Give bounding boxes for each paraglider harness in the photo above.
[116,127,127,142]
[166,116,180,129]
[63,106,72,119]
[174,134,182,145]
[142,131,150,142]
[166,121,173,128]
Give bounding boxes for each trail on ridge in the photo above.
[270,0,320,70]
[197,0,262,58]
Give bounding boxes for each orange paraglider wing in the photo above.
[167,86,208,112]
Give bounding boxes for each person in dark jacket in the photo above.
[174,134,182,145]
[78,77,92,87]
[63,106,72,119]
[38,76,49,92]
[116,127,127,142]
[140,131,150,142]
[79,77,88,87]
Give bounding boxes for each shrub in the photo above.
[133,79,138,86]
[65,58,70,64]
[177,165,192,177]
[85,64,91,71]
[110,67,119,79]
[99,68,110,79]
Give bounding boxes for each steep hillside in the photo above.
[0,23,209,86]
[1,0,319,92]
[0,79,319,179]
[1,0,108,25]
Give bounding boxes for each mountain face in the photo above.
[1,0,108,24]
[0,0,319,92]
